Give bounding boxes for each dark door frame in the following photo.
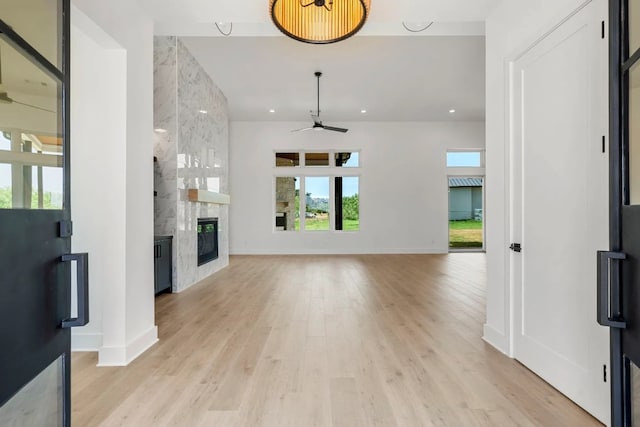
[609,0,640,425]
[0,1,72,425]
[609,0,623,423]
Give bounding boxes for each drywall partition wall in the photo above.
[484,0,598,353]
[154,37,230,293]
[229,121,484,254]
[70,0,157,365]
[70,11,126,352]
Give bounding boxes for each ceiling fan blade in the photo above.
[11,99,56,114]
[0,91,55,113]
[291,126,314,132]
[322,125,349,133]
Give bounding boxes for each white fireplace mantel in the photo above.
[187,189,230,205]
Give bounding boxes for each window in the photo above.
[0,130,63,209]
[305,152,329,167]
[336,176,359,231]
[274,151,360,232]
[447,150,485,250]
[305,177,330,230]
[336,152,359,167]
[446,151,483,168]
[275,152,300,167]
[275,176,300,231]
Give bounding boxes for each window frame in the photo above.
[273,149,361,233]
[446,149,485,169]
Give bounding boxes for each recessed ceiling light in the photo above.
[269,109,276,113]
[154,128,168,133]
[199,110,208,114]
[361,109,367,114]
[449,109,456,114]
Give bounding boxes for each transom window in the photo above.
[446,150,484,168]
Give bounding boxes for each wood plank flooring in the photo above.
[72,254,602,426]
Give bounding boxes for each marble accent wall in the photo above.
[153,37,178,238]
[154,36,230,292]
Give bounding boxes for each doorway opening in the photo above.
[448,176,484,250]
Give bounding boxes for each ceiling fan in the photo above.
[0,47,56,113]
[293,71,348,133]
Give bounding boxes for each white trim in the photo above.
[230,248,448,255]
[482,324,510,356]
[97,326,158,366]
[0,151,63,167]
[511,0,593,62]
[125,326,159,363]
[71,332,103,352]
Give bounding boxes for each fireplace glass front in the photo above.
[197,217,218,266]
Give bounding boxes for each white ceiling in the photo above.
[140,0,496,122]
[139,0,500,26]
[182,35,485,122]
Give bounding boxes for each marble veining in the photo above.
[153,36,230,293]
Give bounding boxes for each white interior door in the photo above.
[511,1,610,423]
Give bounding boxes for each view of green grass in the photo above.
[342,219,359,231]
[294,216,359,231]
[305,214,330,231]
[449,219,483,248]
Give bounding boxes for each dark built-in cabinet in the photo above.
[154,236,172,295]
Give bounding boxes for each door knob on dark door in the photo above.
[509,243,522,252]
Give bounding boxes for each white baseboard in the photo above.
[482,323,510,356]
[229,248,449,256]
[126,325,159,363]
[71,332,103,352]
[97,326,158,366]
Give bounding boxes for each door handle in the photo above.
[61,253,89,328]
[597,250,626,329]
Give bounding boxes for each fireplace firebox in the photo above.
[197,217,219,266]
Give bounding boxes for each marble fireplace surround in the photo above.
[153,36,230,292]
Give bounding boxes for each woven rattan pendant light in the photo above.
[269,0,371,44]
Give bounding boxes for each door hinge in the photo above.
[603,364,607,382]
[601,21,605,39]
[59,220,73,237]
[602,136,606,153]
[509,243,522,253]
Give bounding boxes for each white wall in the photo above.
[70,0,157,365]
[230,121,484,254]
[484,0,595,352]
[70,12,126,352]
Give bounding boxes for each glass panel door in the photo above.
[630,61,640,204]
[630,0,640,56]
[0,1,72,426]
[0,36,63,210]
[0,356,64,426]
[0,0,62,68]
[609,1,640,425]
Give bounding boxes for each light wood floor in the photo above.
[72,254,602,426]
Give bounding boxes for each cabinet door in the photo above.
[153,243,160,294]
[157,240,172,294]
